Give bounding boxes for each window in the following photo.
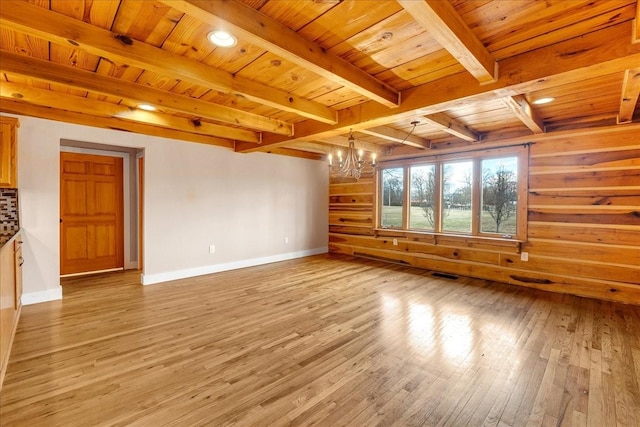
[409,164,436,231]
[381,167,404,229]
[442,160,473,233]
[377,145,527,240]
[481,157,518,235]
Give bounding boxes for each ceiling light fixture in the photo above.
[328,130,377,181]
[532,97,555,105]
[138,104,156,111]
[207,30,237,47]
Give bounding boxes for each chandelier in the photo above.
[328,130,377,180]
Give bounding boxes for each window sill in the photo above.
[373,229,523,253]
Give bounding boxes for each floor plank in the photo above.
[1,254,639,426]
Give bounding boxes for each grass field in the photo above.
[381,206,516,234]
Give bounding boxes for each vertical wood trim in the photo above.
[138,156,144,272]
[633,0,640,43]
[435,163,443,232]
[373,169,380,230]
[471,158,481,235]
[617,67,640,123]
[517,147,529,241]
[402,167,409,230]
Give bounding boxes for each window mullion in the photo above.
[403,167,410,230]
[471,158,481,236]
[435,162,442,232]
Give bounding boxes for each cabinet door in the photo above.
[0,117,18,188]
[0,244,16,371]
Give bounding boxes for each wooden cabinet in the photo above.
[0,232,22,389]
[0,117,19,188]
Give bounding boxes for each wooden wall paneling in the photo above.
[527,222,640,246]
[328,225,375,236]
[528,131,640,156]
[329,234,502,265]
[524,239,639,266]
[345,245,640,304]
[329,126,640,303]
[527,210,639,226]
[529,169,639,190]
[497,254,638,284]
[529,150,640,170]
[328,212,373,228]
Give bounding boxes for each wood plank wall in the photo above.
[329,127,640,304]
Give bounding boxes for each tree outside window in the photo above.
[481,157,518,234]
[410,165,436,230]
[442,161,473,233]
[381,167,404,228]
[377,146,526,240]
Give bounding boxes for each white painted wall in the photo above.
[7,114,328,303]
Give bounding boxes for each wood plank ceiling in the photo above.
[0,0,639,161]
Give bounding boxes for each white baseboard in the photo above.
[141,247,328,286]
[22,287,63,305]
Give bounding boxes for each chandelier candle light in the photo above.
[328,130,377,180]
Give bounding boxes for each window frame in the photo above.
[375,144,528,242]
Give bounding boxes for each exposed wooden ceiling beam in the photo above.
[422,113,480,142]
[317,136,383,154]
[258,147,324,161]
[359,126,431,149]
[502,95,545,133]
[0,51,290,137]
[0,1,336,124]
[160,0,400,108]
[283,142,333,155]
[0,81,256,142]
[617,67,640,123]
[398,0,497,84]
[236,22,640,153]
[0,99,234,148]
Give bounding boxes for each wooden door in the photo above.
[60,152,124,275]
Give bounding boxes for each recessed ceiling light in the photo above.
[532,97,555,105]
[138,104,156,111]
[207,30,237,47]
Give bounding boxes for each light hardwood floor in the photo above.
[1,254,639,426]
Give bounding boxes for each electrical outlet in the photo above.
[209,245,215,254]
[520,251,528,261]
[393,238,398,246]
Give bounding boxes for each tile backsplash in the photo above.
[0,188,19,235]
